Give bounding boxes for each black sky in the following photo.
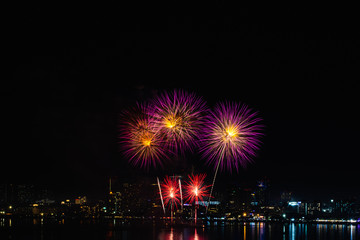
[3,8,360,200]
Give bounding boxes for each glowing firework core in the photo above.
[164,116,179,129]
[169,187,174,198]
[194,187,198,196]
[225,125,239,139]
[142,138,152,147]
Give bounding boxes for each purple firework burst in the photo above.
[200,102,264,172]
[149,89,208,153]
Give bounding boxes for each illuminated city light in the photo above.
[288,201,300,206]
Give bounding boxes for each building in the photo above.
[280,191,292,206]
[0,184,15,205]
[255,178,270,206]
[307,201,321,216]
[0,184,36,206]
[224,185,243,213]
[285,201,301,218]
[299,201,308,216]
[75,196,87,205]
[0,184,7,205]
[106,179,154,217]
[16,184,35,205]
[333,198,357,218]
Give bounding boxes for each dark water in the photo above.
[1,218,359,240]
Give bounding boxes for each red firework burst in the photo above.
[161,176,181,208]
[184,174,211,205]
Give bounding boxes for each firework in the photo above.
[119,103,169,169]
[149,89,208,153]
[184,174,211,205]
[200,102,263,213]
[200,101,263,172]
[161,176,181,208]
[157,177,166,214]
[184,174,210,223]
[178,178,183,211]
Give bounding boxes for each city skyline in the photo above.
[1,180,359,222]
[3,10,359,201]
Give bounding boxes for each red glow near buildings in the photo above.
[184,174,211,205]
[161,176,181,208]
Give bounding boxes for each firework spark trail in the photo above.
[206,158,221,213]
[149,89,208,153]
[200,102,263,213]
[178,179,183,211]
[157,177,166,215]
[119,103,170,169]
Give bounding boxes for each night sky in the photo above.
[4,8,359,201]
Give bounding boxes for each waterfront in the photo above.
[0,218,359,240]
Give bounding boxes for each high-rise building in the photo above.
[333,198,356,218]
[0,184,35,206]
[0,184,7,205]
[307,201,321,216]
[225,185,243,212]
[16,184,35,205]
[120,182,149,216]
[299,201,308,216]
[255,178,270,206]
[280,191,292,205]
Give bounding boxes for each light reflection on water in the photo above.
[158,227,208,240]
[243,223,246,240]
[0,218,359,239]
[149,221,358,240]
